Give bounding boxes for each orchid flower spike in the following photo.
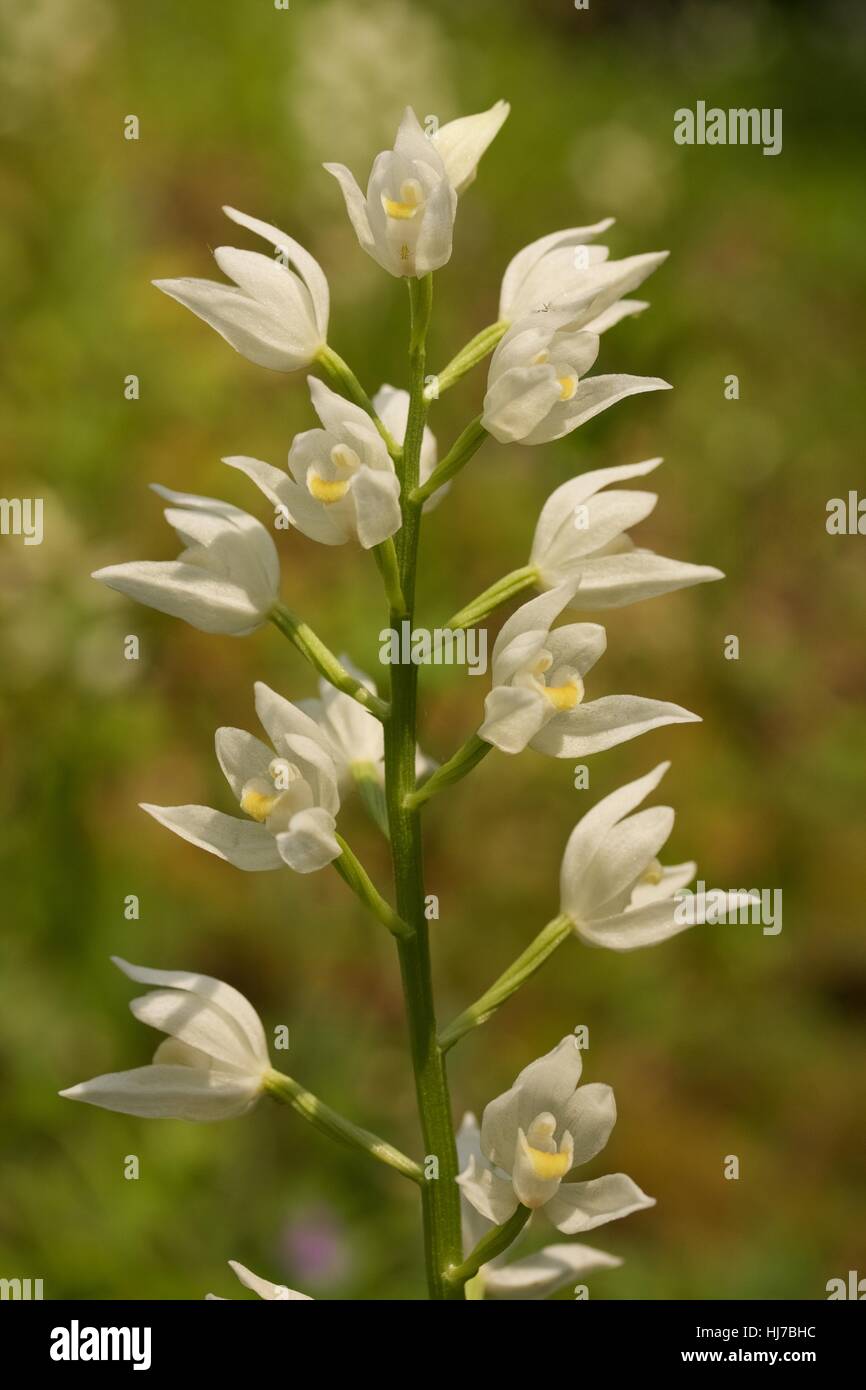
[457,1113,623,1300]
[92,486,280,636]
[458,1038,654,1233]
[206,1261,312,1301]
[478,583,700,757]
[59,959,272,1122]
[226,378,401,549]
[141,686,342,874]
[482,316,670,445]
[560,762,757,950]
[499,224,667,331]
[153,206,328,372]
[529,459,724,607]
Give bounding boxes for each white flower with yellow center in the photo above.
[206,1261,312,1301]
[457,1114,623,1300]
[529,458,724,607]
[482,318,669,446]
[478,583,700,757]
[499,223,668,332]
[59,958,272,1122]
[226,377,401,549]
[140,692,342,874]
[326,106,471,277]
[560,761,757,950]
[153,205,328,373]
[92,486,280,636]
[458,1038,654,1233]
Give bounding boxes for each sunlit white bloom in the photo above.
[458,1038,654,1233]
[92,486,279,636]
[141,689,342,874]
[478,583,699,757]
[325,107,457,277]
[560,762,757,950]
[482,318,669,445]
[428,99,510,195]
[254,668,433,795]
[457,1114,622,1300]
[530,459,724,607]
[372,383,448,511]
[154,205,329,372]
[59,958,271,1122]
[206,1261,312,1301]
[226,378,401,549]
[499,224,667,331]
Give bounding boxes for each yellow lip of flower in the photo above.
[307,471,351,504]
[639,858,664,887]
[240,787,281,823]
[382,178,424,220]
[544,677,583,711]
[557,374,578,401]
[525,1144,573,1181]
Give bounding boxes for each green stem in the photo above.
[411,417,488,504]
[264,1070,422,1185]
[374,538,407,615]
[439,913,574,1052]
[447,564,539,630]
[425,320,509,401]
[315,344,401,458]
[385,274,464,1300]
[270,602,390,721]
[444,1205,530,1291]
[404,733,492,811]
[332,834,409,939]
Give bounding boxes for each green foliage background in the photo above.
[1,0,864,1299]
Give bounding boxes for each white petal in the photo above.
[228,1260,312,1301]
[482,365,563,444]
[129,989,259,1072]
[522,375,671,446]
[562,551,724,609]
[559,762,671,920]
[139,802,283,871]
[499,221,615,319]
[152,277,309,372]
[490,582,578,684]
[530,696,700,758]
[583,299,649,333]
[484,1243,622,1299]
[546,1173,655,1234]
[479,685,549,755]
[432,100,510,194]
[112,957,269,1066]
[214,726,275,801]
[350,468,402,548]
[456,1153,519,1225]
[576,805,675,921]
[222,205,329,338]
[629,860,696,907]
[59,1065,259,1121]
[560,1083,617,1166]
[213,246,317,356]
[323,163,376,255]
[254,682,330,761]
[92,561,267,636]
[275,808,340,873]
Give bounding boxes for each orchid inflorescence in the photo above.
[63,102,741,1302]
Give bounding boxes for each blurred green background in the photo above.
[2,0,865,1300]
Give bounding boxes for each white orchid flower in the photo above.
[458,1038,654,1233]
[92,486,280,636]
[59,958,272,1122]
[372,383,448,511]
[478,583,699,757]
[206,1261,312,1301]
[153,205,328,372]
[560,762,757,950]
[226,377,401,549]
[325,107,458,277]
[428,99,510,195]
[530,458,723,607]
[482,318,669,445]
[141,690,342,874]
[457,1114,622,1300]
[499,224,667,332]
